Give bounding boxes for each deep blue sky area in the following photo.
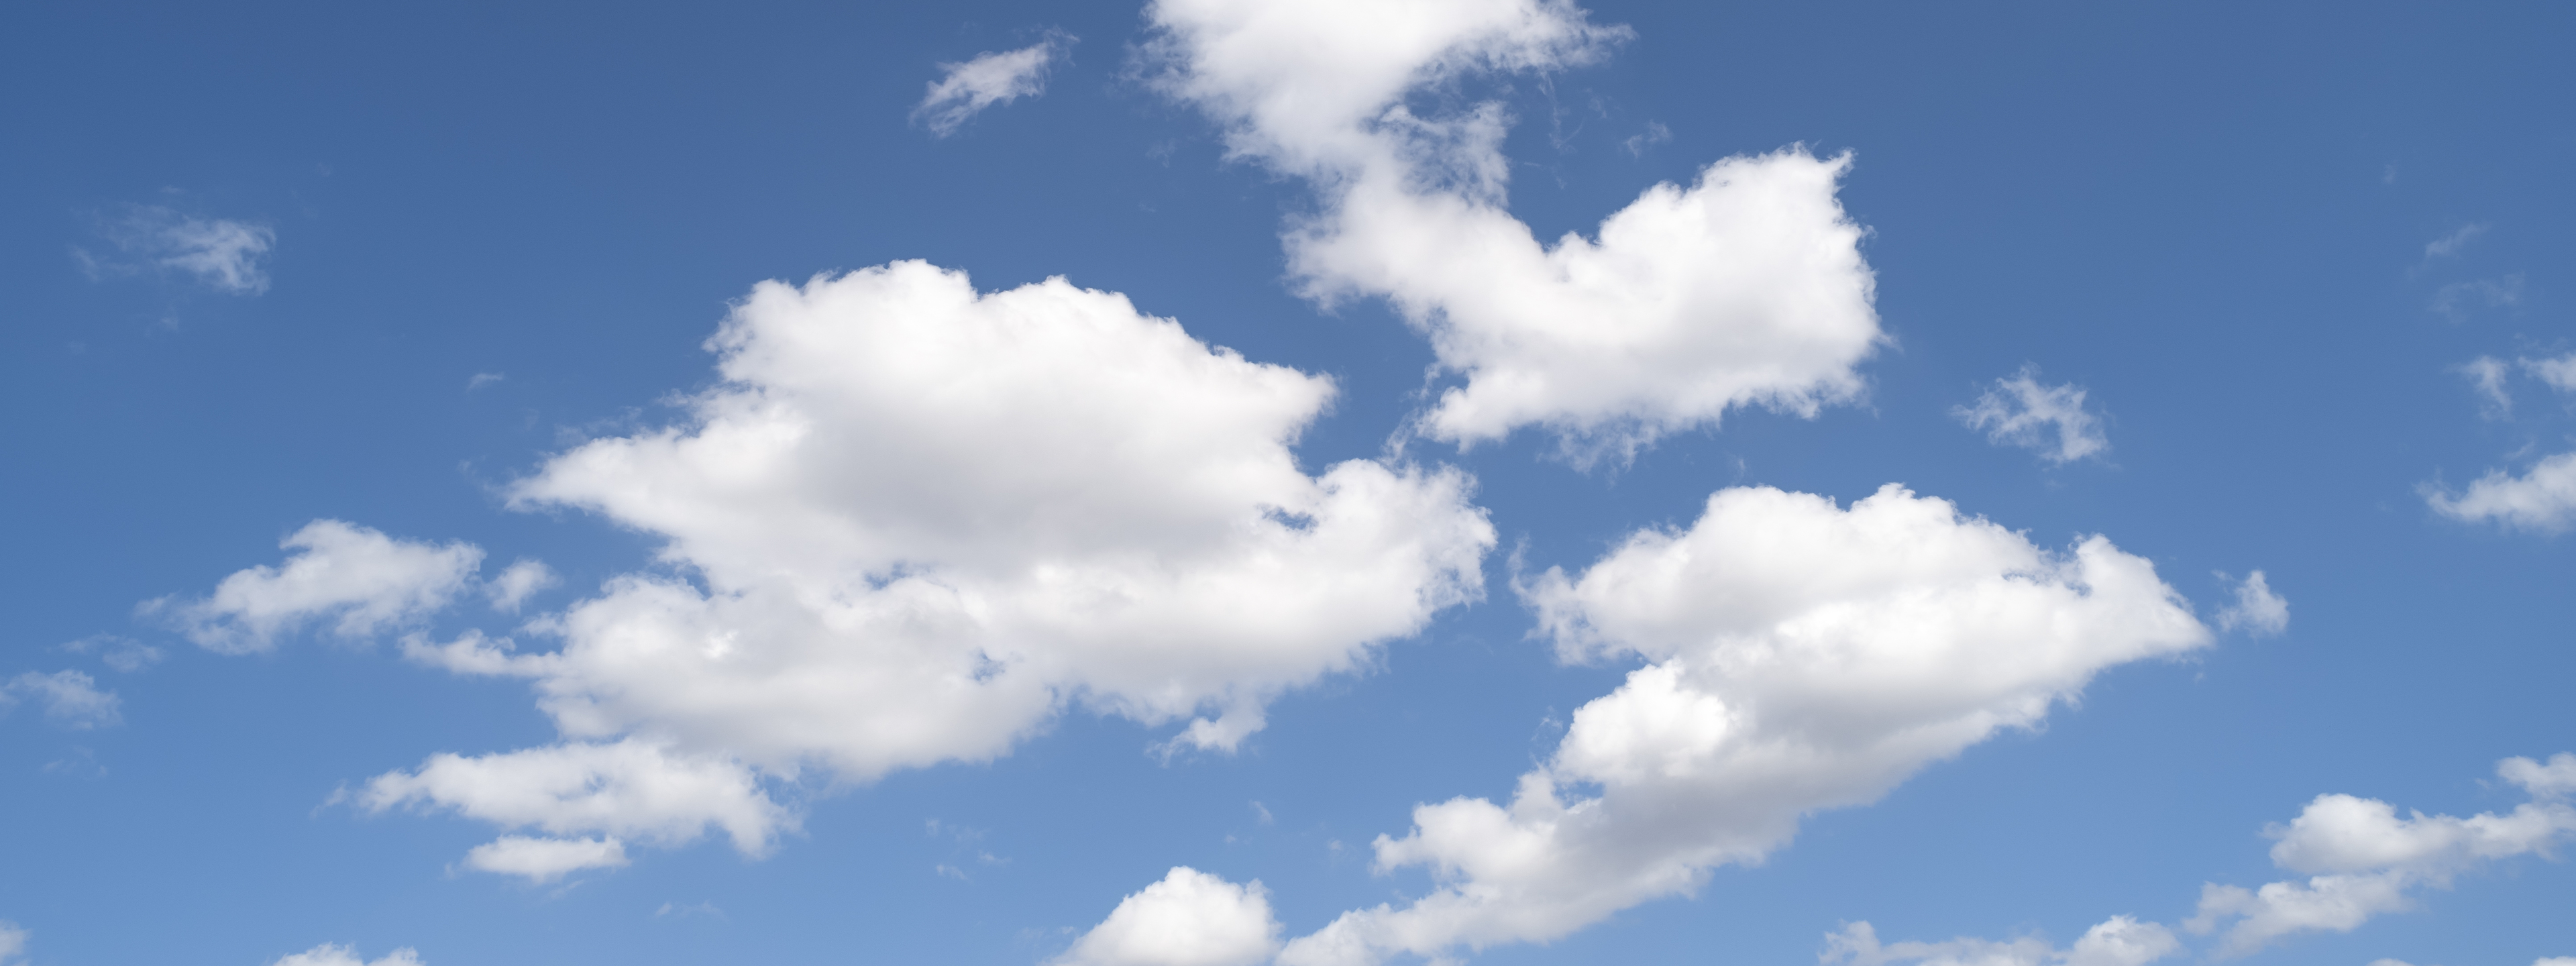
[3,3,2571,966]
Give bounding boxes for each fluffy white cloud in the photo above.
[1955,365,2110,465]
[3,670,121,729]
[2186,753,2576,957]
[1057,867,1281,966]
[270,944,425,966]
[482,559,558,612]
[384,261,1491,874]
[1823,916,2180,966]
[1142,0,1883,460]
[462,835,629,882]
[1273,484,2208,965]
[2422,451,2576,533]
[2214,570,2288,637]
[2456,356,2513,419]
[2522,353,2576,394]
[77,205,276,294]
[143,520,484,654]
[354,739,788,863]
[912,32,1074,137]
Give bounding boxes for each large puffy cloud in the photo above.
[2186,753,2576,957]
[142,520,484,654]
[1142,0,1883,459]
[386,261,1493,875]
[1272,485,2208,965]
[1057,867,1282,966]
[1823,916,2181,966]
[2423,451,2576,533]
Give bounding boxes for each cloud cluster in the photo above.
[2,669,121,730]
[76,205,276,294]
[358,261,1492,879]
[913,32,1075,138]
[1823,916,2180,966]
[2186,753,2576,957]
[1242,484,2207,964]
[1142,0,1884,460]
[1055,867,1282,966]
[1954,365,2110,465]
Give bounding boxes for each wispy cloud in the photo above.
[912,32,1075,138]
[2456,356,2513,419]
[2423,222,2487,260]
[1955,364,2112,464]
[2430,274,2521,323]
[76,205,276,294]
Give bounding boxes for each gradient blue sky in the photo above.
[3,3,2572,966]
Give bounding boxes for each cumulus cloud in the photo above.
[462,835,629,882]
[270,943,425,966]
[1269,484,2208,965]
[1056,867,1281,966]
[1823,916,2181,966]
[912,32,1075,137]
[142,520,484,654]
[2522,353,2576,394]
[0,920,23,965]
[77,205,276,294]
[2185,753,2576,957]
[381,261,1492,875]
[1955,365,2110,464]
[3,670,122,729]
[2422,451,2576,533]
[483,559,558,612]
[1142,0,1883,461]
[2214,570,2288,637]
[2457,356,2514,419]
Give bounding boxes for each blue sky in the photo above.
[3,2,2573,965]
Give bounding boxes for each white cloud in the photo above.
[1273,484,2208,965]
[1823,916,2180,966]
[2185,753,2576,957]
[2457,356,2513,419]
[270,943,425,966]
[483,559,558,612]
[384,261,1491,872]
[1057,867,1281,966]
[912,32,1075,138]
[142,520,484,654]
[0,920,23,965]
[2422,451,2576,533]
[462,835,629,882]
[2424,223,2487,260]
[1621,120,1671,158]
[354,739,789,877]
[1955,365,2110,464]
[60,633,164,672]
[2536,959,2576,966]
[2214,570,2289,637]
[2431,275,2522,323]
[2522,353,2576,394]
[3,670,122,729]
[1142,0,1883,461]
[80,205,276,294]
[467,372,506,390]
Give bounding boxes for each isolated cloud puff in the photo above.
[143,520,484,654]
[2422,451,2576,533]
[1824,916,2180,966]
[77,205,276,294]
[1266,484,2208,965]
[2214,571,2289,637]
[1142,0,1883,460]
[1955,365,2110,464]
[2,669,121,729]
[2186,753,2576,957]
[381,260,1493,876]
[270,944,425,966]
[482,559,557,612]
[461,835,629,882]
[0,920,24,965]
[1057,867,1281,966]
[2457,356,2514,419]
[912,32,1074,137]
[2522,353,2576,394]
